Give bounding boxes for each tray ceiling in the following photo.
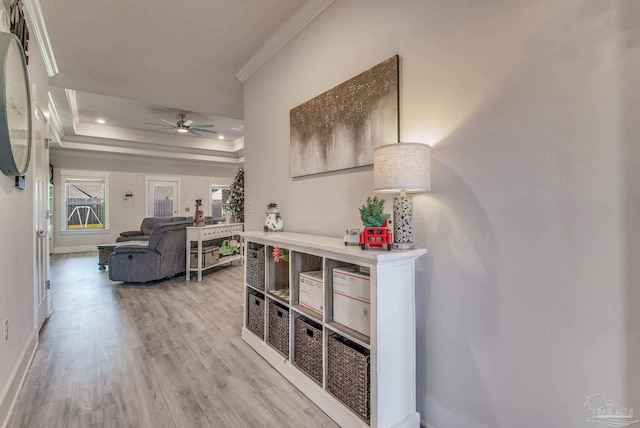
[34,0,313,164]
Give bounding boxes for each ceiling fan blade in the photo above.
[160,119,176,126]
[191,127,217,134]
[192,124,215,128]
[183,120,193,127]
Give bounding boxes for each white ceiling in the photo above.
[33,0,326,165]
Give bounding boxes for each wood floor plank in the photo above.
[39,334,78,404]
[100,344,140,428]
[30,399,72,428]
[69,344,102,417]
[68,410,103,428]
[149,353,211,428]
[124,347,175,428]
[6,400,38,428]
[134,311,170,358]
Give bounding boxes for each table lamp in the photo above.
[373,142,431,249]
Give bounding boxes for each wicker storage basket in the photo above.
[268,301,290,357]
[246,246,265,290]
[247,293,265,338]
[328,334,370,421]
[294,316,323,383]
[190,246,220,268]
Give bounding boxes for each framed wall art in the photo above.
[290,55,399,178]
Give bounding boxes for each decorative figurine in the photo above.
[219,239,240,256]
[194,199,205,227]
[344,228,360,246]
[264,202,284,232]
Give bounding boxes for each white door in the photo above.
[147,180,179,217]
[33,105,51,330]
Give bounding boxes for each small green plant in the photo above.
[359,196,390,227]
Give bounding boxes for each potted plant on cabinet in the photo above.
[358,196,392,250]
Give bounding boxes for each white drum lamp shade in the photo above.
[374,142,431,193]
[374,142,431,249]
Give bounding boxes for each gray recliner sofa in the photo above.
[108,221,190,283]
[116,216,187,242]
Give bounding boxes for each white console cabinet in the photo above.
[241,231,426,428]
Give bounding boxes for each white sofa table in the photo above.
[186,223,244,281]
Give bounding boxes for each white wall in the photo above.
[243,1,640,426]
[0,6,51,423]
[49,150,238,252]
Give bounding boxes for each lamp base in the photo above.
[392,242,415,250]
[393,195,415,250]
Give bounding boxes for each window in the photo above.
[210,184,230,221]
[61,170,109,232]
[208,178,231,221]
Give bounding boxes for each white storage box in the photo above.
[299,270,323,314]
[332,267,370,336]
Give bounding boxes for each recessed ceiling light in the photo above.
[218,135,224,140]
[97,119,106,124]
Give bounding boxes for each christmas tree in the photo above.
[225,168,244,223]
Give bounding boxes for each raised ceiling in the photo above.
[33,0,330,165]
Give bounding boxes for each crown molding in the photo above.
[48,126,61,144]
[64,88,79,131]
[231,136,244,153]
[236,0,334,82]
[23,0,59,77]
[48,91,64,138]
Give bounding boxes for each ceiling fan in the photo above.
[148,114,217,136]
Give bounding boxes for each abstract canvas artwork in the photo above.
[290,55,399,177]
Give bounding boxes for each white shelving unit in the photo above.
[241,231,426,428]
[186,223,244,281]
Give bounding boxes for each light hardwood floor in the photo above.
[7,252,338,428]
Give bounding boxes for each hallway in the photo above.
[7,253,337,427]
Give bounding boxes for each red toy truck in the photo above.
[359,221,392,250]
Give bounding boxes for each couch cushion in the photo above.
[140,217,174,236]
[116,235,151,243]
[147,221,190,252]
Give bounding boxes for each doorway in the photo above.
[145,177,180,217]
[33,106,51,330]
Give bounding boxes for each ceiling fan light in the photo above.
[176,127,189,133]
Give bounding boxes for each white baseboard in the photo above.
[52,245,99,254]
[0,330,38,428]
[419,392,483,428]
